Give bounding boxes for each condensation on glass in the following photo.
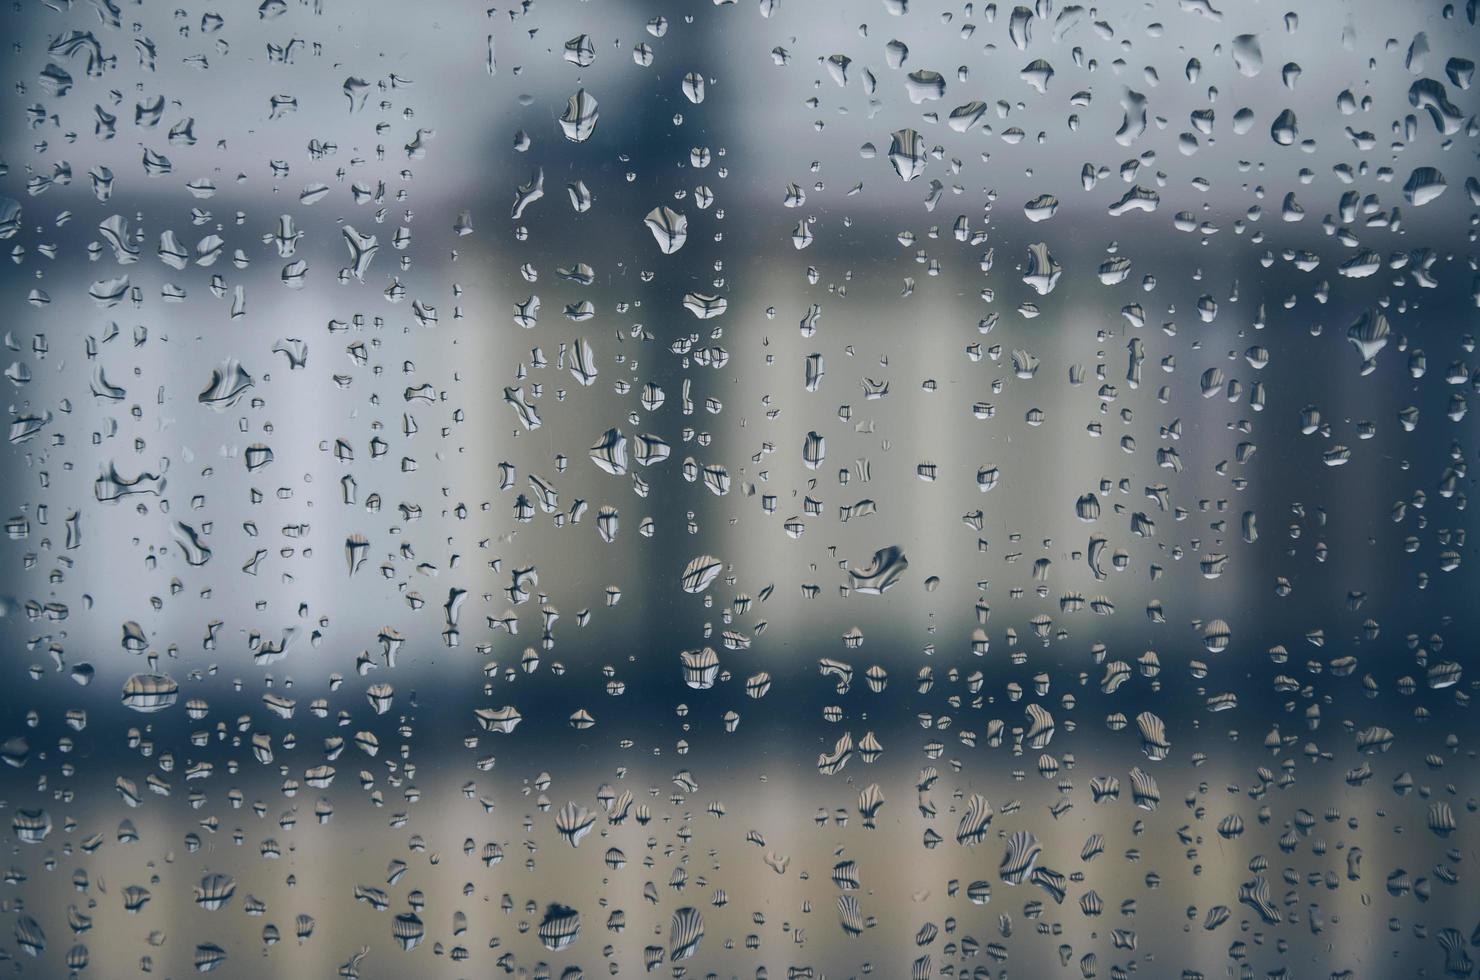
[0,0,1477,977]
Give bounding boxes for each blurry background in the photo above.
[0,0,1476,976]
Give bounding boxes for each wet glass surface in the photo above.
[1,0,1479,977]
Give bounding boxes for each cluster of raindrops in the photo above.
[0,0,1477,977]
